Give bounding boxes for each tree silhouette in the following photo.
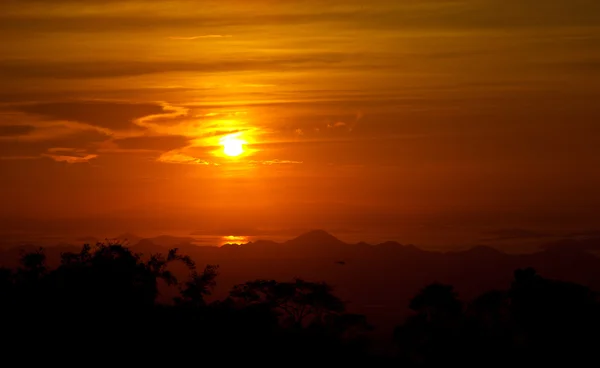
[18,247,47,277]
[174,264,219,307]
[227,278,372,363]
[508,268,600,364]
[230,278,345,328]
[4,241,600,365]
[52,243,156,309]
[468,290,509,323]
[394,283,465,365]
[464,289,513,365]
[408,283,462,323]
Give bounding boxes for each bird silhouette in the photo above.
[335,261,346,266]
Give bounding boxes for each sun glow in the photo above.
[220,134,246,157]
[221,235,249,245]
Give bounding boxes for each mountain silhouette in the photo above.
[451,245,506,258]
[107,232,143,245]
[133,239,164,254]
[143,235,198,247]
[240,239,280,250]
[285,229,347,247]
[542,237,600,253]
[2,230,600,341]
[75,236,100,244]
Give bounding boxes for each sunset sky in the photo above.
[1,0,599,242]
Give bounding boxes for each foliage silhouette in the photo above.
[393,268,600,366]
[230,278,345,327]
[0,242,373,363]
[1,243,600,366]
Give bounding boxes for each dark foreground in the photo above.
[1,242,599,366]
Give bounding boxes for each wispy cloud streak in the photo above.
[168,35,232,40]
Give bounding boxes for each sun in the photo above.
[220,134,246,157]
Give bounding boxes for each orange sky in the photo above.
[1,0,600,239]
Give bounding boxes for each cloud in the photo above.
[42,147,98,163]
[193,111,248,119]
[113,135,191,151]
[0,155,39,161]
[0,128,109,159]
[47,147,82,153]
[539,59,600,74]
[168,35,232,40]
[0,54,347,80]
[0,125,36,137]
[157,151,211,165]
[480,228,549,241]
[3,1,599,37]
[241,84,276,88]
[201,129,250,139]
[250,159,303,165]
[134,104,189,128]
[327,122,347,128]
[42,152,98,164]
[0,87,206,105]
[190,227,305,237]
[10,101,167,131]
[0,10,372,34]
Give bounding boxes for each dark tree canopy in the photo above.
[1,244,600,366]
[0,243,371,364]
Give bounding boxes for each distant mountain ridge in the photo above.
[286,229,347,247]
[3,229,599,257]
[1,229,600,337]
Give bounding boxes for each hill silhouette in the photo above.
[2,230,600,339]
[286,229,348,247]
[1,237,599,365]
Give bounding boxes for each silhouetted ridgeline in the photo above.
[2,231,600,324]
[1,232,600,365]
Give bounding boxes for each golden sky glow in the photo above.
[1,0,599,236]
[221,235,249,246]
